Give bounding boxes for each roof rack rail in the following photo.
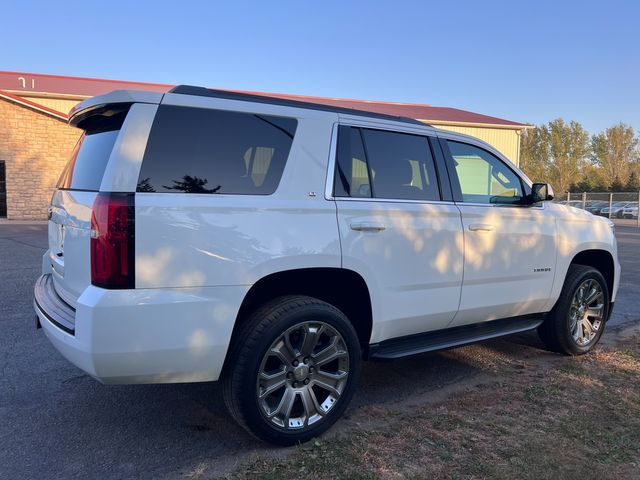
[168,85,426,126]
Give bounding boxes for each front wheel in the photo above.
[538,265,609,355]
[221,296,362,445]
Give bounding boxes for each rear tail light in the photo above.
[90,192,135,289]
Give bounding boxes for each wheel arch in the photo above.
[225,267,374,363]
[569,249,615,301]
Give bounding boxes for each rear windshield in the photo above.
[136,105,297,195]
[57,109,127,191]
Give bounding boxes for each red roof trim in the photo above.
[0,71,171,98]
[0,71,530,128]
[0,89,68,120]
[230,88,434,108]
[230,90,529,127]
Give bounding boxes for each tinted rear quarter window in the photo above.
[137,106,297,195]
[57,110,127,191]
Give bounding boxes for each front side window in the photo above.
[137,106,297,195]
[334,126,440,202]
[447,140,524,205]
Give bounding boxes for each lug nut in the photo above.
[309,366,315,373]
[304,379,310,385]
[286,372,293,379]
[292,381,298,388]
[293,360,299,367]
[303,357,309,363]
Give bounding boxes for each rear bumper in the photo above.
[34,274,75,334]
[34,275,249,384]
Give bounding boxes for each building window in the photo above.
[0,161,6,218]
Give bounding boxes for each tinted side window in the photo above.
[361,129,440,201]
[447,140,523,204]
[334,126,371,198]
[137,106,297,195]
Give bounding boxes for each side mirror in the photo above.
[530,183,554,203]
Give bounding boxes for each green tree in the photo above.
[520,126,550,182]
[625,171,640,191]
[519,119,590,194]
[609,177,626,192]
[571,163,606,192]
[591,123,638,190]
[547,119,591,194]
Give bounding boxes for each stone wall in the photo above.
[0,99,81,219]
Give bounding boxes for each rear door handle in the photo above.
[468,224,494,232]
[350,222,386,232]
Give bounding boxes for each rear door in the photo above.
[333,125,464,343]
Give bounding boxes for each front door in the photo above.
[440,137,557,326]
[333,125,464,343]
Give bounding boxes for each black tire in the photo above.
[538,264,609,355]
[221,295,362,446]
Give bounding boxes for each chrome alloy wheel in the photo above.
[569,279,605,346]
[256,321,350,430]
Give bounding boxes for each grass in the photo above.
[226,335,640,480]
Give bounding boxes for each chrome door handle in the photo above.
[468,224,494,232]
[350,222,386,232]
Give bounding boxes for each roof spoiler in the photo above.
[69,90,164,128]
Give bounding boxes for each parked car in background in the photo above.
[623,202,639,219]
[600,202,631,218]
[34,86,621,445]
[560,200,585,209]
[585,201,608,216]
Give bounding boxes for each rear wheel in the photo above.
[538,265,609,355]
[221,295,361,445]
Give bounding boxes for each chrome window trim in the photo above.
[455,202,545,210]
[326,123,547,210]
[335,197,457,206]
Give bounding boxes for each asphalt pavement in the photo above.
[1,222,638,479]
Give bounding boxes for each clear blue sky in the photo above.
[2,0,638,133]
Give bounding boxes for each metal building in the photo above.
[0,71,530,219]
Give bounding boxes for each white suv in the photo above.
[34,86,620,445]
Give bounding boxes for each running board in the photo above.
[369,315,544,360]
